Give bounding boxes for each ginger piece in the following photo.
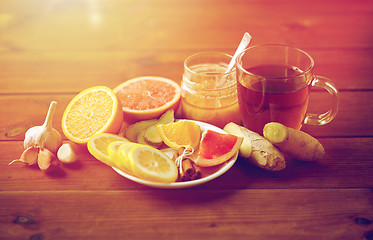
[223,123,252,158]
[263,122,325,161]
[137,128,162,148]
[125,119,157,142]
[144,109,175,145]
[125,109,174,148]
[224,122,286,171]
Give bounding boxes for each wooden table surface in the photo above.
[1,0,373,239]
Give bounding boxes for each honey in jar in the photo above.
[180,52,241,128]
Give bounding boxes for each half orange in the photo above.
[62,86,123,144]
[113,76,181,123]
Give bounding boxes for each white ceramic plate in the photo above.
[112,120,238,189]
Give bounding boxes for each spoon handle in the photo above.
[225,32,252,73]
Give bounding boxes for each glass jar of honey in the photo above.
[180,52,241,128]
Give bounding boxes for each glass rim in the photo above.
[183,51,236,91]
[235,44,315,80]
[184,51,235,76]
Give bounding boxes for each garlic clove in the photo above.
[9,146,40,166]
[43,128,62,154]
[38,148,60,173]
[57,143,78,164]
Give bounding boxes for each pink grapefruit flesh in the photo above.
[195,130,243,167]
[113,76,181,123]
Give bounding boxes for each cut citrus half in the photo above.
[195,130,243,167]
[113,76,181,123]
[157,120,201,150]
[127,145,178,183]
[87,133,129,166]
[62,86,123,144]
[107,141,131,169]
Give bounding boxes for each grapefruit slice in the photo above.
[113,76,181,123]
[195,130,243,167]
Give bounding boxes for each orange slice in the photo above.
[62,86,123,144]
[195,130,243,167]
[113,76,181,123]
[156,120,201,150]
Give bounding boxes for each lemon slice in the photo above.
[87,133,129,166]
[117,142,140,173]
[127,145,178,183]
[107,141,131,168]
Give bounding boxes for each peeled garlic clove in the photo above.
[57,143,78,164]
[38,148,60,173]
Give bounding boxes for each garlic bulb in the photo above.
[24,101,62,154]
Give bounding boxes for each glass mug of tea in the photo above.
[235,44,339,134]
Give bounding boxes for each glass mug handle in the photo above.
[304,76,339,125]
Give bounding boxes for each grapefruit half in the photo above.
[113,76,181,123]
[195,130,243,167]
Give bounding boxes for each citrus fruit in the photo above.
[127,145,178,183]
[87,133,129,166]
[156,120,201,150]
[117,142,140,172]
[113,76,181,123]
[107,141,131,168]
[62,86,123,144]
[195,130,243,167]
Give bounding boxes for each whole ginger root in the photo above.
[224,122,286,171]
[263,122,325,161]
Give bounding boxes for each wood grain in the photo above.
[1,138,372,191]
[0,48,372,94]
[0,189,372,240]
[0,0,372,51]
[0,91,371,140]
[1,0,372,239]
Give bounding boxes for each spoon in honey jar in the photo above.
[225,32,252,73]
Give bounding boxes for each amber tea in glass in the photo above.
[236,44,339,134]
